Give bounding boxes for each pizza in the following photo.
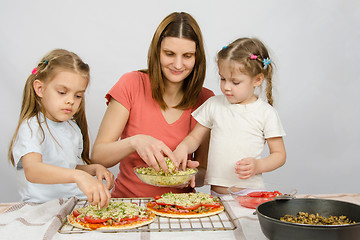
[67,201,156,230]
[147,192,224,218]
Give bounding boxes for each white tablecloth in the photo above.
[1,193,359,240]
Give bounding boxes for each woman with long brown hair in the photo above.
[91,12,214,197]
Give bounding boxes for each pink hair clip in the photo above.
[32,67,38,75]
[250,54,258,60]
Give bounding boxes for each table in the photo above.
[1,193,359,240]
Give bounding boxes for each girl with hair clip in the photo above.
[174,38,286,196]
[8,49,114,207]
[91,12,214,198]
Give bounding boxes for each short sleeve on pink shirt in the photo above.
[105,71,141,110]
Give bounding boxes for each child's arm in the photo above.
[76,164,114,190]
[192,129,210,188]
[22,152,111,208]
[235,137,286,179]
[174,123,210,171]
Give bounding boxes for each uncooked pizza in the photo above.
[67,201,155,230]
[147,192,224,218]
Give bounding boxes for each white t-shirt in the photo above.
[13,113,85,203]
[192,95,286,189]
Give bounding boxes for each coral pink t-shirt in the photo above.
[106,71,214,197]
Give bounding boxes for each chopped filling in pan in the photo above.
[280,212,357,225]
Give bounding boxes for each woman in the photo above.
[91,12,214,197]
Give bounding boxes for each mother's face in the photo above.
[160,37,196,84]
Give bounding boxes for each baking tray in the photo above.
[58,197,236,233]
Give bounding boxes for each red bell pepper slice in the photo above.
[121,216,139,222]
[201,202,221,208]
[156,201,173,206]
[175,203,201,210]
[72,210,80,217]
[247,191,264,197]
[84,215,110,224]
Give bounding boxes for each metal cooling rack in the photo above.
[58,197,236,233]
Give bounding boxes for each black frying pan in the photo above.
[256,198,360,240]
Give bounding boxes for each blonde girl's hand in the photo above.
[94,164,115,190]
[173,160,199,188]
[132,134,178,172]
[75,170,111,209]
[235,157,258,179]
[187,160,199,188]
[173,144,189,171]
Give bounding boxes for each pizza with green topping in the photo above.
[147,192,224,218]
[67,201,156,230]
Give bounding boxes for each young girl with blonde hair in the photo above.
[9,49,114,207]
[175,38,286,195]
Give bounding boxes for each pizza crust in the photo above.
[147,203,224,218]
[67,211,156,230]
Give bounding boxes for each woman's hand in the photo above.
[131,134,178,172]
[74,170,112,209]
[235,157,258,179]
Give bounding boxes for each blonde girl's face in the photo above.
[160,37,196,85]
[218,60,263,105]
[33,70,88,122]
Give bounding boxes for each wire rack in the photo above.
[58,197,236,233]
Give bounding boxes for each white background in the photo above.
[1,0,359,202]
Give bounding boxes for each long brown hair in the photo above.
[142,12,206,110]
[8,49,91,166]
[218,38,274,106]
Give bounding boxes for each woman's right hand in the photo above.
[74,170,111,209]
[131,134,178,172]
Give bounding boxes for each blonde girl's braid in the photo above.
[249,38,274,106]
[218,37,274,106]
[265,72,274,106]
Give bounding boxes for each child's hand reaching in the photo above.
[170,160,199,189]
[75,164,114,209]
[173,144,189,171]
[187,160,199,188]
[93,164,115,190]
[74,170,112,209]
[173,145,199,188]
[235,157,259,179]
